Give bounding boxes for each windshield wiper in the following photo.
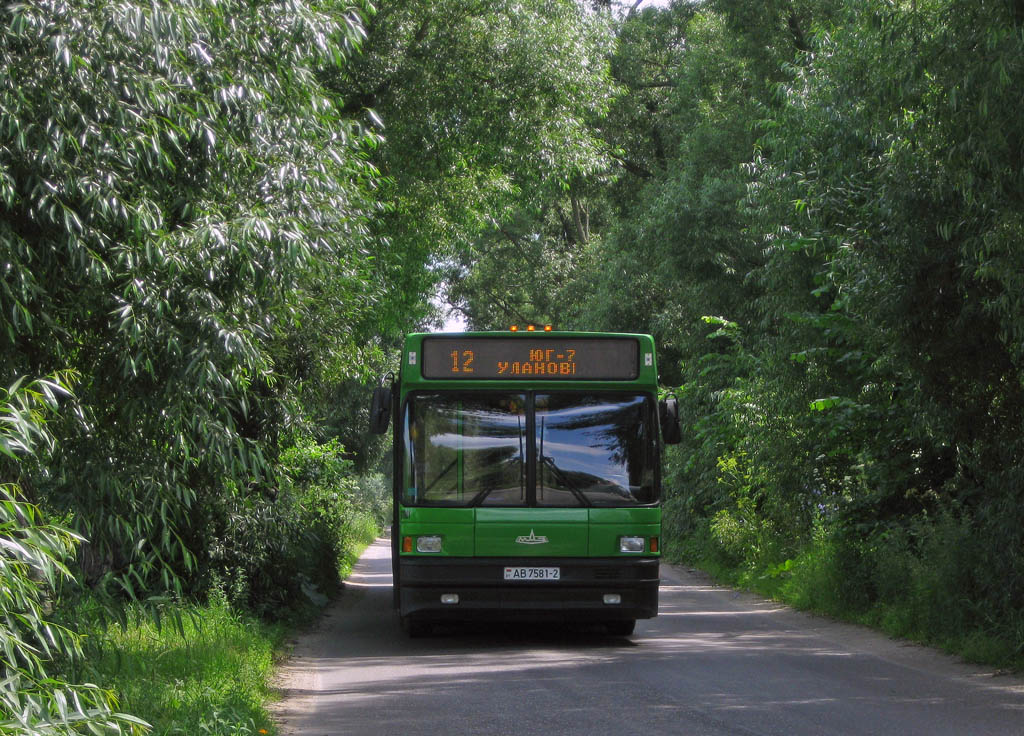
[423,457,458,495]
[540,455,592,507]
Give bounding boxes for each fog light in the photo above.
[619,536,645,553]
[441,593,459,605]
[603,593,622,605]
[417,535,442,553]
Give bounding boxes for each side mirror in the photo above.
[369,385,392,434]
[659,396,681,445]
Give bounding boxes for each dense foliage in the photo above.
[452,0,1024,663]
[0,0,390,730]
[0,0,389,601]
[4,0,1024,729]
[324,0,617,327]
[2,377,145,734]
[0,0,621,729]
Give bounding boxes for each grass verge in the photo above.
[665,528,1024,673]
[77,522,385,736]
[338,510,382,580]
[81,596,287,736]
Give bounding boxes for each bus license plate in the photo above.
[504,566,560,581]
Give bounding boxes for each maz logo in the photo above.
[515,529,549,545]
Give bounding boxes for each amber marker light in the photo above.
[650,537,659,553]
[527,324,536,331]
[544,325,553,331]
[509,325,519,332]
[402,536,413,553]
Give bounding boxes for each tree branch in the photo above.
[633,80,676,89]
[610,152,653,179]
[570,193,589,244]
[554,203,576,244]
[787,10,809,53]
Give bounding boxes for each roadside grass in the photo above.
[75,523,385,736]
[81,595,287,736]
[664,529,1024,674]
[338,510,382,579]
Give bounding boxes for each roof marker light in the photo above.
[544,325,553,331]
[510,325,518,332]
[527,325,536,331]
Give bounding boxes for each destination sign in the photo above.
[420,337,639,380]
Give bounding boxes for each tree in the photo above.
[744,0,1024,631]
[0,0,382,599]
[325,0,617,329]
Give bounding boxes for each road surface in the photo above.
[273,537,1024,735]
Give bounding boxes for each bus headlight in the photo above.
[619,536,645,553]
[416,535,443,553]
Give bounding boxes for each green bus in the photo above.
[370,329,680,636]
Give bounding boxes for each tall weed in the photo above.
[80,594,282,736]
[866,508,983,645]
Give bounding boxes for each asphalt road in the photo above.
[273,537,1024,735]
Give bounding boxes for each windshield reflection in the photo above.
[404,394,526,506]
[403,392,656,507]
[537,394,655,506]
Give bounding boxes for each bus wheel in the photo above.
[401,616,431,638]
[606,620,636,637]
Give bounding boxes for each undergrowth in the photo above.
[77,595,285,736]
[71,524,384,735]
[667,510,1024,673]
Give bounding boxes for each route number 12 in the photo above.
[450,350,475,373]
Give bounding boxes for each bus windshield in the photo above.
[402,392,657,507]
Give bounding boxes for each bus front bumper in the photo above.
[397,557,659,621]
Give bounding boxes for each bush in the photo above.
[763,504,1023,668]
[202,438,390,618]
[780,523,875,617]
[866,507,984,645]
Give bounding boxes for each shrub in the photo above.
[202,437,390,618]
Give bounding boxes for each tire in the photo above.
[606,619,636,636]
[400,616,431,638]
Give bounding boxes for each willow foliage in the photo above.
[0,0,381,596]
[1,378,147,735]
